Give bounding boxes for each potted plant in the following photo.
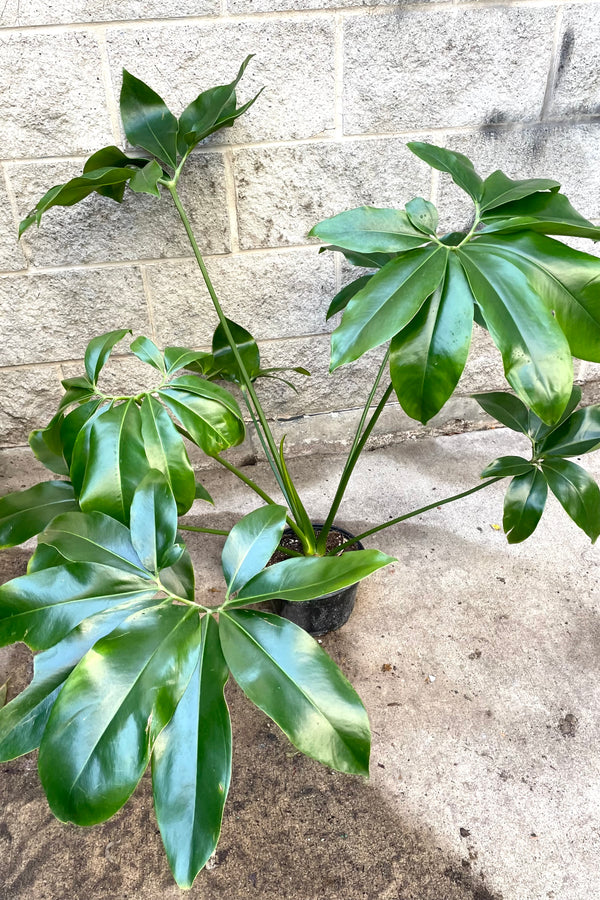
[2,58,600,888]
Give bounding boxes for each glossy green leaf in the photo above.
[40,510,148,576]
[19,168,140,237]
[405,198,439,236]
[480,456,534,478]
[177,55,257,155]
[407,142,483,202]
[84,329,131,385]
[326,275,373,321]
[0,562,157,651]
[78,401,152,524]
[331,246,448,370]
[164,347,212,375]
[160,546,195,602]
[471,391,530,435]
[130,335,165,372]
[390,253,473,423]
[538,405,600,458]
[211,318,260,383]
[38,604,202,825]
[120,70,178,169]
[219,610,370,775]
[310,207,427,254]
[480,170,559,212]
[222,505,287,596]
[0,595,159,762]
[0,481,78,549]
[527,385,582,443]
[61,398,104,470]
[129,160,164,197]
[27,543,68,573]
[503,469,548,543]
[318,245,395,269]
[56,377,96,414]
[130,471,178,574]
[82,146,150,201]
[480,190,600,240]
[153,615,231,889]
[473,232,600,363]
[29,413,69,476]
[140,395,196,515]
[541,458,600,542]
[194,482,214,504]
[228,549,394,608]
[458,246,573,424]
[159,377,245,457]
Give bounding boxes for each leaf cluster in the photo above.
[312,143,600,428]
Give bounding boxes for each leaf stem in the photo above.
[178,524,230,536]
[326,476,503,554]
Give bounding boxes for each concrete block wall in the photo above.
[1,1,600,466]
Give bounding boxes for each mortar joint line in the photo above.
[96,25,123,144]
[223,147,241,253]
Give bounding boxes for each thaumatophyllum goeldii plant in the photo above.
[2,57,600,887]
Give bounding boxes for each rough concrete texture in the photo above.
[1,429,600,900]
[145,247,337,348]
[106,22,336,145]
[342,8,555,134]
[0,0,220,26]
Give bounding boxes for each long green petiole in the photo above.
[326,476,503,554]
[316,347,391,554]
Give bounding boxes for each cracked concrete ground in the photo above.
[1,428,599,900]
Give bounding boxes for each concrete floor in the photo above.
[1,428,599,900]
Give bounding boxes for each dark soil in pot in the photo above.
[269,525,364,637]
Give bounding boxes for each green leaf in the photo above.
[458,246,573,424]
[194,482,214,504]
[326,275,373,321]
[0,562,157,651]
[130,471,178,574]
[159,377,245,457]
[19,168,141,237]
[219,610,370,775]
[27,543,68,573]
[128,160,164,197]
[211,318,260,383]
[480,170,560,213]
[390,253,473,423]
[130,335,165,372]
[120,70,178,169]
[318,245,395,269]
[407,142,483,203]
[0,481,78,549]
[78,401,152,525]
[472,232,600,363]
[310,207,427,254]
[164,347,212,375]
[82,146,150,201]
[228,549,394,609]
[152,615,231,889]
[84,329,131,385]
[405,198,439,236]
[140,395,196,515]
[40,510,148,576]
[471,391,531,435]
[330,246,449,370]
[527,385,582,443]
[480,456,534,478]
[177,55,258,155]
[541,458,600,542]
[0,595,159,762]
[61,398,104,469]
[538,405,600,458]
[160,546,195,602]
[38,604,202,825]
[222,505,287,596]
[503,469,548,543]
[480,190,600,240]
[29,413,69,476]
